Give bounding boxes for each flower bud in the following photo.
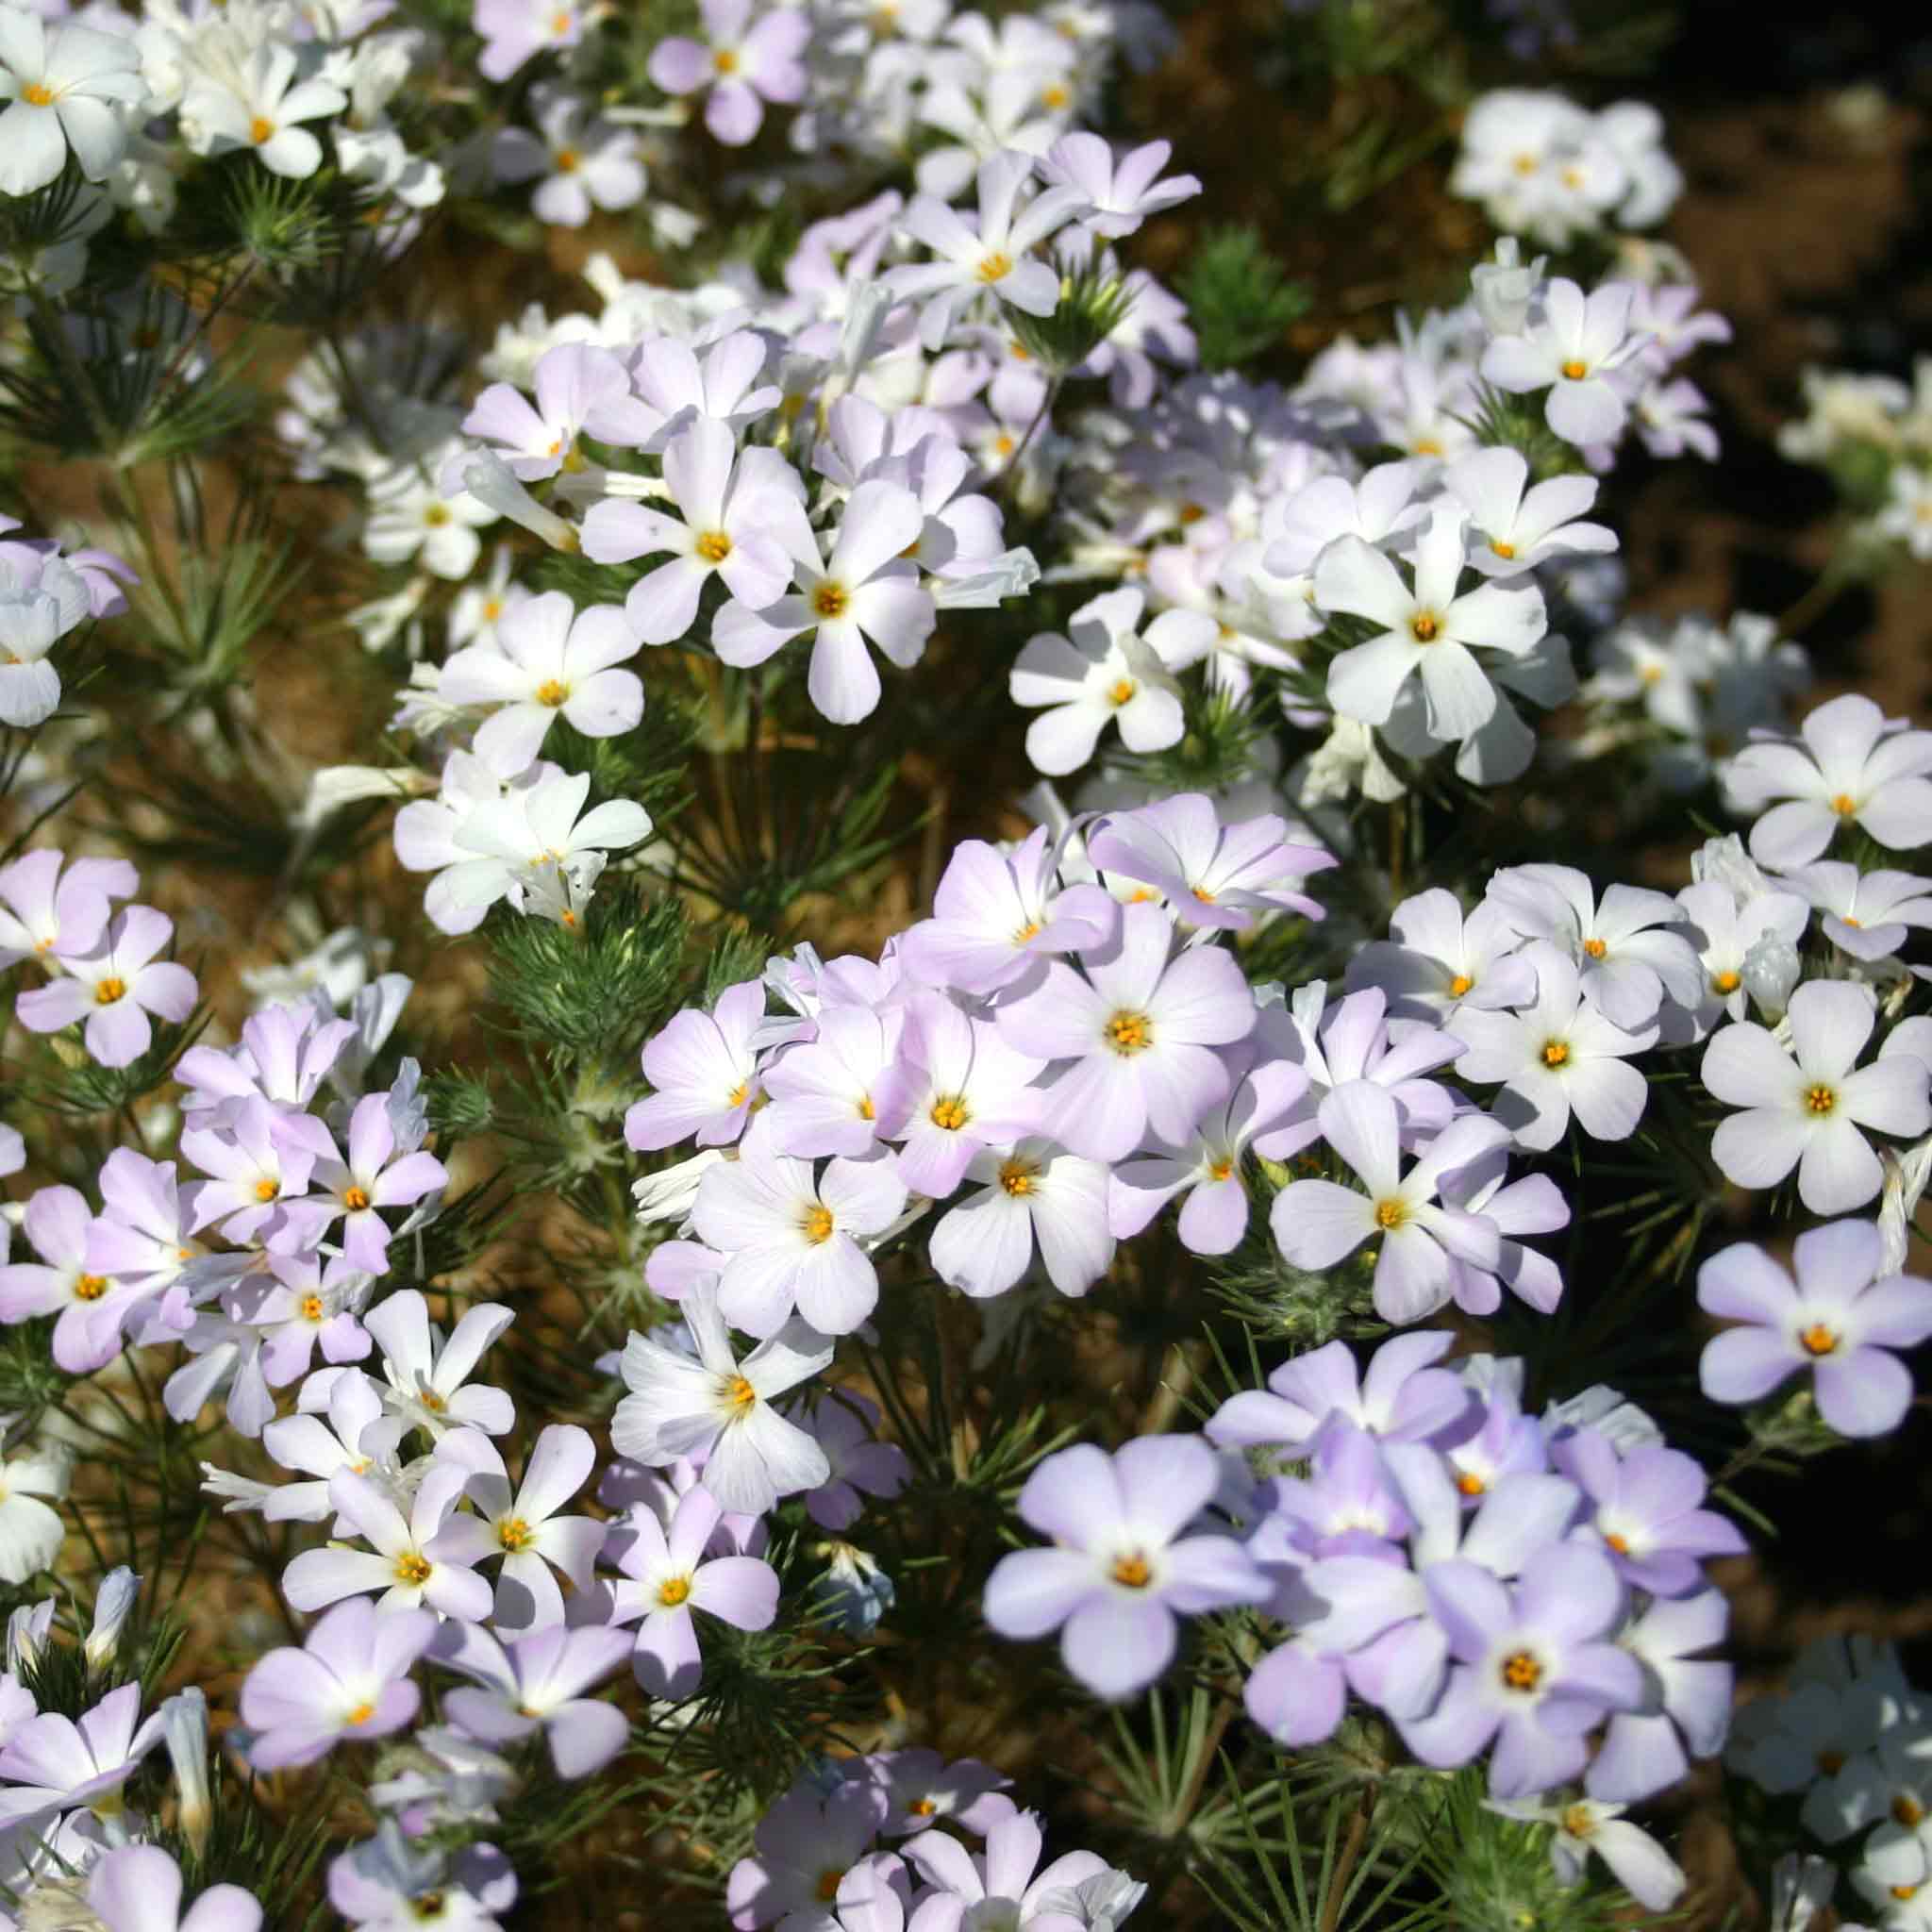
[1471,237,1544,339]
[1740,934,1802,1022]
[85,1566,141,1674]
[163,1687,213,1854]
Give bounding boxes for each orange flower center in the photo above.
[94,977,126,1005]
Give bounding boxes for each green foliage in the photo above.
[1008,260,1139,376]
[1180,226,1313,371]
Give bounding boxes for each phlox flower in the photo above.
[1586,1587,1733,1803]
[432,1621,634,1776]
[890,991,1045,1199]
[1855,1833,1932,1931]
[0,1441,68,1585]
[625,978,766,1151]
[1786,859,1932,963]
[1038,133,1200,238]
[725,1779,891,1931]
[239,1598,437,1770]
[1434,1143,1570,1316]
[1486,862,1702,1030]
[180,42,346,180]
[473,0,588,80]
[1084,793,1333,930]
[0,551,91,727]
[898,828,1119,996]
[1108,1052,1307,1256]
[1315,506,1546,741]
[433,1424,604,1631]
[15,903,197,1068]
[1206,1330,1475,1457]
[1485,1798,1684,1913]
[440,591,641,777]
[761,1005,915,1160]
[363,460,496,580]
[0,1682,162,1829]
[1674,876,1809,1030]
[0,1184,131,1374]
[1452,942,1657,1151]
[240,1253,374,1388]
[714,478,936,724]
[582,418,811,646]
[365,1290,516,1438]
[927,1136,1115,1301]
[902,1811,1112,1932]
[1396,1543,1642,1797]
[1442,446,1616,578]
[0,845,133,968]
[291,1091,447,1274]
[1345,887,1538,1024]
[1554,1426,1745,1595]
[87,1845,262,1932]
[176,997,356,1122]
[855,1749,1015,1839]
[0,10,146,197]
[997,900,1255,1162]
[1008,587,1190,775]
[441,767,653,926]
[1268,1084,1510,1324]
[178,1097,316,1246]
[889,151,1088,351]
[283,1463,493,1621]
[260,1369,408,1524]
[647,0,809,146]
[1702,980,1931,1213]
[1724,692,1932,869]
[802,1392,910,1531]
[982,1437,1270,1701]
[492,85,644,227]
[1480,278,1648,446]
[625,330,781,450]
[1697,1220,1932,1438]
[605,1484,780,1698]
[611,1282,832,1516]
[691,1119,908,1337]
[459,343,653,481]
[328,1824,516,1932]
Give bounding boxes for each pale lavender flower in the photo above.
[492,85,643,228]
[625,330,780,450]
[1435,1144,1570,1316]
[0,1183,125,1373]
[758,1007,913,1161]
[432,1621,633,1776]
[1395,1544,1642,1797]
[473,0,588,80]
[803,1392,910,1532]
[1702,981,1930,1213]
[1206,1331,1475,1457]
[890,991,1044,1199]
[997,900,1256,1162]
[239,1598,437,1770]
[604,1485,780,1698]
[1674,876,1809,1030]
[432,1424,604,1632]
[1786,860,1932,963]
[282,1464,493,1621]
[625,979,766,1151]
[725,1779,891,1929]
[898,829,1118,996]
[1347,888,1538,1024]
[328,1824,517,1931]
[901,1811,1111,1932]
[611,1282,832,1516]
[1480,279,1647,446]
[459,343,653,481]
[1485,1799,1684,1912]
[0,846,132,968]
[1442,445,1616,578]
[1553,1427,1745,1595]
[1268,1084,1510,1325]
[88,1846,262,1932]
[260,1369,408,1524]
[927,1137,1116,1301]
[1725,692,1932,869]
[294,1094,448,1274]
[15,904,197,1067]
[1452,942,1656,1151]
[647,0,809,145]
[1697,1219,1932,1437]
[982,1437,1270,1701]
[0,1682,163,1828]
[1083,794,1333,931]
[1039,133,1200,238]
[1008,588,1190,776]
[852,1749,1016,1839]
[364,1290,516,1438]
[1587,1587,1732,1803]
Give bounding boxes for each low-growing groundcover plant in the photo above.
[0,0,1928,1925]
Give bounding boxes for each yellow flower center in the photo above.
[1410,612,1440,643]
[1818,1748,1845,1775]
[550,7,572,31]
[345,1701,377,1725]
[94,977,126,1005]
[1582,937,1607,958]
[1107,676,1137,707]
[908,1797,938,1817]
[801,1205,836,1244]
[536,678,570,707]
[930,1095,970,1130]
[1804,1084,1837,1116]
[394,1553,432,1585]
[1712,969,1740,993]
[1561,1804,1596,1840]
[74,1274,108,1302]
[1541,1040,1570,1067]
[1605,1531,1629,1554]
[1448,974,1474,996]
[1560,359,1589,381]
[1491,539,1516,559]
[998,1158,1037,1197]
[812,581,850,620]
[1041,82,1069,108]
[250,115,275,144]
[420,1388,446,1412]
[726,1080,750,1108]
[658,1574,691,1606]
[1456,1471,1486,1496]
[1896,1795,1925,1828]
[713,46,739,71]
[1110,1553,1152,1589]
[498,1517,534,1551]
[1500,1651,1542,1692]
[816,1872,846,1905]
[724,1374,758,1414]
[696,529,733,563]
[1208,1158,1234,1181]
[1374,1198,1407,1229]
[1011,920,1041,943]
[343,1186,371,1211]
[24,81,56,106]
[1799,1323,1839,1357]
[424,504,452,526]
[975,252,1013,284]
[1105,1010,1152,1055]
[1512,152,1539,176]
[255,1177,279,1202]
[302,1294,325,1322]
[857,1094,876,1121]
[555,147,580,172]
[1831,791,1858,817]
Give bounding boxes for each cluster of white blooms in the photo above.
[1779,359,1932,565]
